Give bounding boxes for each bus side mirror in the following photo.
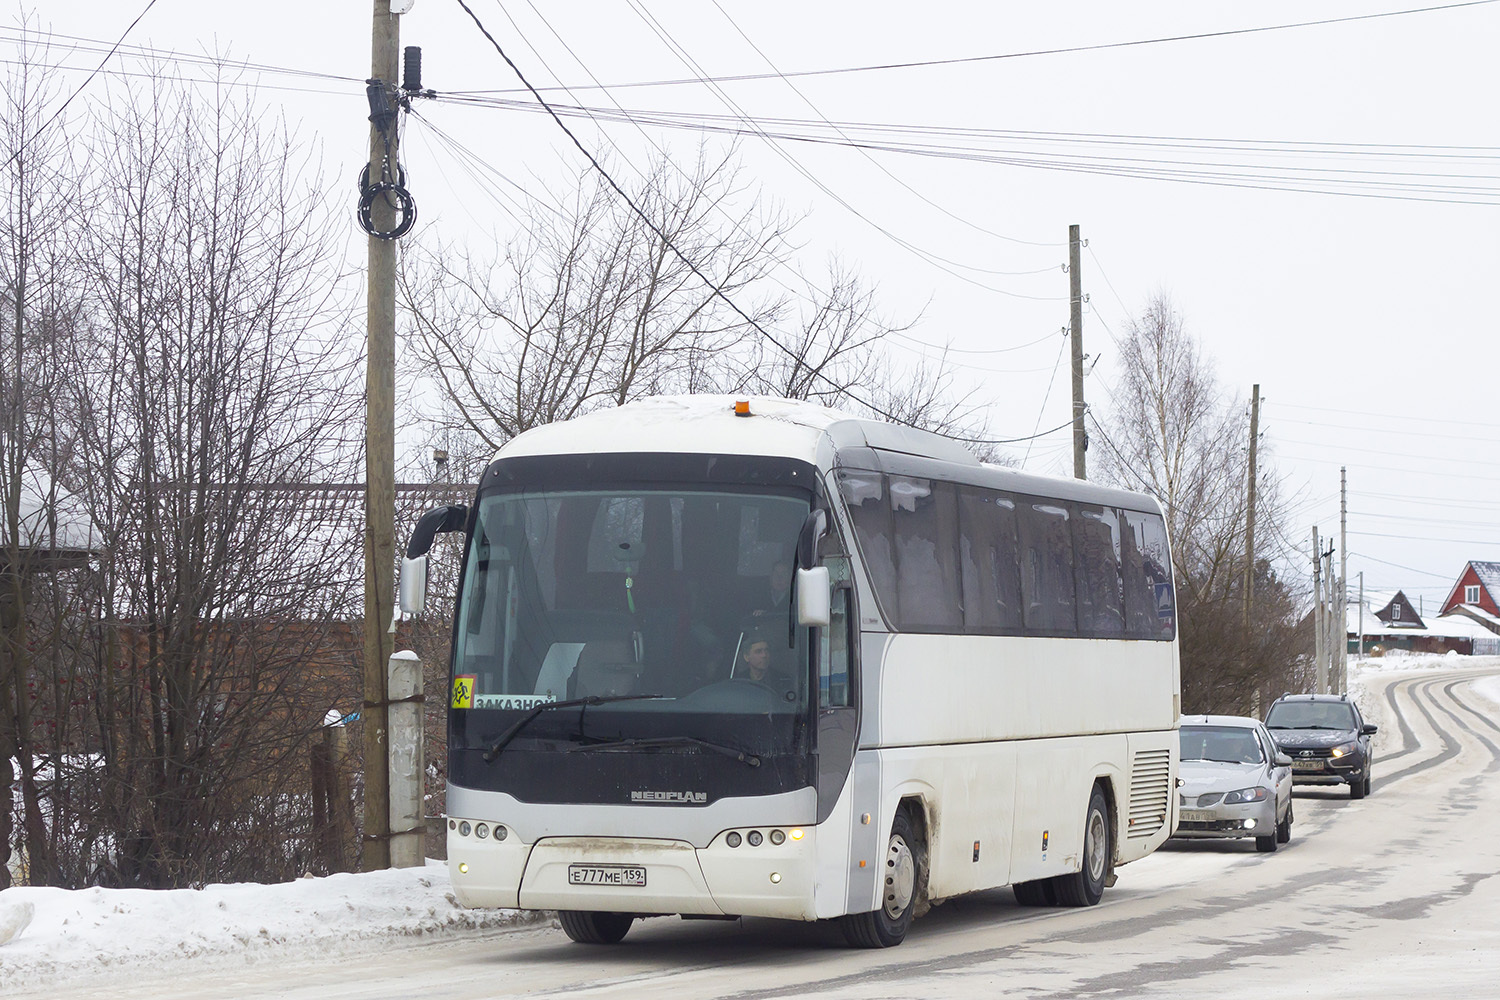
[796,566,831,627]
[399,556,428,616]
[400,504,468,616]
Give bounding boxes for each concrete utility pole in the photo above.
[1339,467,1348,694]
[1358,571,1365,658]
[362,0,402,873]
[1313,526,1326,694]
[1325,546,1339,695]
[1069,225,1087,480]
[387,651,424,869]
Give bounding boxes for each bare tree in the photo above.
[1094,293,1302,713]
[400,146,790,455]
[53,68,364,887]
[0,22,95,889]
[398,141,993,471]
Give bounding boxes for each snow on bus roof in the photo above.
[493,395,974,465]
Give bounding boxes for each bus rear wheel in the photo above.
[558,910,634,944]
[840,809,926,948]
[1051,784,1110,908]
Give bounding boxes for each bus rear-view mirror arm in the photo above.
[400,504,468,616]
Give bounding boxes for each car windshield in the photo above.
[1180,726,1265,764]
[449,486,812,755]
[1265,700,1358,730]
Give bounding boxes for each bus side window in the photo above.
[820,586,852,708]
[958,486,1022,632]
[890,477,962,631]
[1019,502,1076,634]
[1072,504,1124,637]
[1122,510,1175,639]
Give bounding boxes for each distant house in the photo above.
[1345,588,1497,655]
[1438,561,1500,638]
[1373,590,1424,630]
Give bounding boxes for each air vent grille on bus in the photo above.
[1126,749,1171,839]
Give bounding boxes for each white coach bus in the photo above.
[401,396,1179,947]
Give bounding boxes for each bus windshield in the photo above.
[450,486,812,754]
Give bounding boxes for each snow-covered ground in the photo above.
[0,861,537,991]
[2,655,1497,994]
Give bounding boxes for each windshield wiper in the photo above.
[570,735,762,768]
[481,694,666,762]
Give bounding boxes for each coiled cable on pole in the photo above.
[358,78,417,240]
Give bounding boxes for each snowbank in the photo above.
[0,862,535,991]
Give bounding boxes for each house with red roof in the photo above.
[1439,561,1500,637]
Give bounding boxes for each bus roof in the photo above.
[494,395,976,466]
[493,395,1163,514]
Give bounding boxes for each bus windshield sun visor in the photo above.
[567,735,761,768]
[480,693,667,763]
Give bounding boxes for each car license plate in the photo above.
[1292,759,1325,772]
[1179,809,1214,823]
[568,864,646,887]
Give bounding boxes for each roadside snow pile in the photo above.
[0,862,533,991]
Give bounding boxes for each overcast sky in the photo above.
[19,0,1500,606]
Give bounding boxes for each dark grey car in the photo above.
[1265,693,1377,799]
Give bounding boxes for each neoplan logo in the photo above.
[631,790,707,804]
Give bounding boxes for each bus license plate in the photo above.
[1292,759,1325,772]
[568,864,646,887]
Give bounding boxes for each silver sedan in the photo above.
[1173,715,1294,853]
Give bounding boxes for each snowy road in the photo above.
[25,663,1500,999]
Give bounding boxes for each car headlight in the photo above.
[1222,786,1269,804]
[1330,742,1358,758]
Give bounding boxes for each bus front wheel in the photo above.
[1051,784,1110,908]
[558,910,634,944]
[840,809,926,948]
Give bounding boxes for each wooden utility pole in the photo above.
[1069,224,1086,480]
[362,0,401,873]
[1243,385,1260,659]
[1312,526,1326,694]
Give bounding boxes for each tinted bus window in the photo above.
[1072,504,1124,637]
[1018,502,1076,633]
[890,477,962,631]
[837,470,898,624]
[958,487,1023,631]
[1122,509,1175,639]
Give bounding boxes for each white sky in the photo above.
[17,1,1500,603]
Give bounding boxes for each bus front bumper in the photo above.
[447,822,820,921]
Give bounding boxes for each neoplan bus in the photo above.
[400,396,1180,948]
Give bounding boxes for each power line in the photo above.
[3,0,160,171]
[1275,435,1500,469]
[438,93,1500,205]
[1268,400,1500,431]
[454,2,1500,95]
[618,1,1065,298]
[1024,334,1071,465]
[491,0,1009,402]
[708,0,1063,253]
[449,0,1032,450]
